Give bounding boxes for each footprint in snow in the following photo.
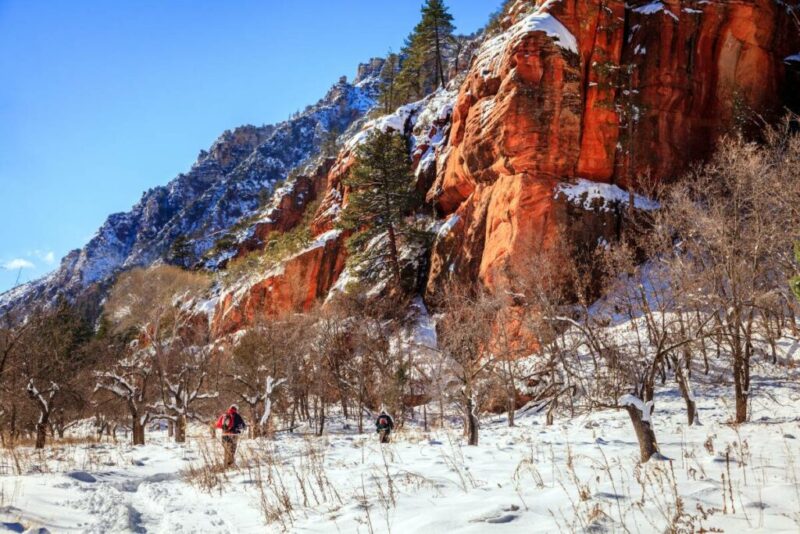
[67,471,97,483]
[470,505,520,524]
[595,491,627,501]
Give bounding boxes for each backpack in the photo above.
[216,413,234,432]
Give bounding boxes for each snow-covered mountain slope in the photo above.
[0,59,385,316]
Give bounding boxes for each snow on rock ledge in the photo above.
[555,179,659,212]
[475,5,578,80]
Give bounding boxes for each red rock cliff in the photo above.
[426,0,799,295]
[209,0,799,335]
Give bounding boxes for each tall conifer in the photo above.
[337,130,418,285]
[394,0,455,104]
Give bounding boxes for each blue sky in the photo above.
[0,0,503,293]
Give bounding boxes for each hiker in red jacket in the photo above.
[375,411,394,443]
[216,404,246,467]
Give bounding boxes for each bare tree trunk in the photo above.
[174,415,186,443]
[733,343,749,424]
[386,224,402,286]
[317,401,325,437]
[673,358,699,426]
[546,398,558,426]
[35,413,49,449]
[10,403,16,446]
[625,405,659,463]
[465,396,478,446]
[250,405,263,438]
[130,403,146,445]
[132,418,145,446]
[357,397,364,434]
[507,393,515,427]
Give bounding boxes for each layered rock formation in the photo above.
[426,0,800,294]
[206,0,800,335]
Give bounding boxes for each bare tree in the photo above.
[105,265,213,442]
[665,124,800,423]
[94,338,154,445]
[227,314,305,438]
[436,284,496,446]
[19,303,93,448]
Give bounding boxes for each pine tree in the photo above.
[338,130,419,286]
[396,0,455,103]
[419,0,455,89]
[379,52,400,114]
[321,125,341,158]
[395,36,425,103]
[169,235,193,267]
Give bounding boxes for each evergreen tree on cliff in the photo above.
[379,52,400,113]
[396,0,455,102]
[338,130,418,286]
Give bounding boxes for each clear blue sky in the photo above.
[0,0,502,293]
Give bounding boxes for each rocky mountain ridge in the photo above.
[0,59,385,315]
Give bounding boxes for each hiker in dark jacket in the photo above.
[216,404,246,467]
[375,411,394,443]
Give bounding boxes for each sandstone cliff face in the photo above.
[8,1,797,339]
[205,0,799,335]
[212,230,346,336]
[426,0,800,295]
[208,90,459,334]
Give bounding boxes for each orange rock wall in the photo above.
[210,0,799,334]
[427,0,799,295]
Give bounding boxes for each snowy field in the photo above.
[1,366,800,533]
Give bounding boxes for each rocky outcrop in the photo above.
[427,0,800,295]
[211,231,346,336]
[6,1,798,339]
[208,89,460,334]
[233,159,335,260]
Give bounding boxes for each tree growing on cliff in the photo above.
[338,130,420,287]
[396,0,455,100]
[379,52,400,114]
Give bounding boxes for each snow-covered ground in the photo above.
[1,364,800,533]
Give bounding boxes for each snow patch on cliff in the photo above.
[475,5,578,80]
[555,179,659,212]
[632,1,680,22]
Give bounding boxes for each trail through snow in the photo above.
[2,362,800,532]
